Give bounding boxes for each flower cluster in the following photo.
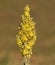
[17,5,37,59]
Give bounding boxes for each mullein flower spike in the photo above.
[17,5,37,65]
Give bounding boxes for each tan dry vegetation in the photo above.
[39,36,55,47]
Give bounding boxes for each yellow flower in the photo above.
[17,39,22,47]
[28,40,34,47]
[23,49,28,55]
[18,31,23,35]
[21,35,27,42]
[24,11,30,16]
[17,39,21,43]
[24,26,32,31]
[24,5,30,17]
[33,35,37,40]
[29,31,34,37]
[24,23,29,28]
[24,5,30,12]
[25,45,31,49]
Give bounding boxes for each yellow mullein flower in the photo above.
[24,5,30,12]
[24,23,29,29]
[21,35,27,42]
[18,31,23,35]
[24,11,30,16]
[25,44,31,49]
[29,31,34,37]
[17,39,22,47]
[17,39,21,44]
[24,5,30,16]
[28,40,34,47]
[23,49,28,55]
[33,34,37,40]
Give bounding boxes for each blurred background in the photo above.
[0,0,55,65]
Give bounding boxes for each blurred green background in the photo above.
[0,0,55,65]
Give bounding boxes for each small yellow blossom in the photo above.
[25,45,31,49]
[23,49,28,55]
[24,11,30,16]
[28,40,34,47]
[17,39,22,47]
[29,31,34,37]
[24,5,30,16]
[21,35,27,42]
[24,5,30,12]
[18,31,23,35]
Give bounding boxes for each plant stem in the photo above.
[23,56,30,65]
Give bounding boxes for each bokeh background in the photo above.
[0,0,55,65]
